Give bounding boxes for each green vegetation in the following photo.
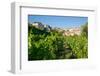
[28,23,88,60]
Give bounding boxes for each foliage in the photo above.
[81,22,88,37]
[28,23,88,60]
[65,35,88,58]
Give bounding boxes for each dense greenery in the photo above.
[28,23,88,60]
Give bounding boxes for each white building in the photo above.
[32,22,44,30]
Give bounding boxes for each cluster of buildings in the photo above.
[62,28,81,36]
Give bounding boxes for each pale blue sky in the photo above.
[28,15,88,29]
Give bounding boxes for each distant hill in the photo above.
[28,23,50,36]
[28,22,81,36]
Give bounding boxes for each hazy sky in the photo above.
[28,15,88,29]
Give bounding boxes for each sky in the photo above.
[28,15,88,29]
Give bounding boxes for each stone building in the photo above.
[63,28,81,36]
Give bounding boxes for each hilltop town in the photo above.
[62,27,81,36]
[30,22,81,36]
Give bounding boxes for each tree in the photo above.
[81,22,88,37]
